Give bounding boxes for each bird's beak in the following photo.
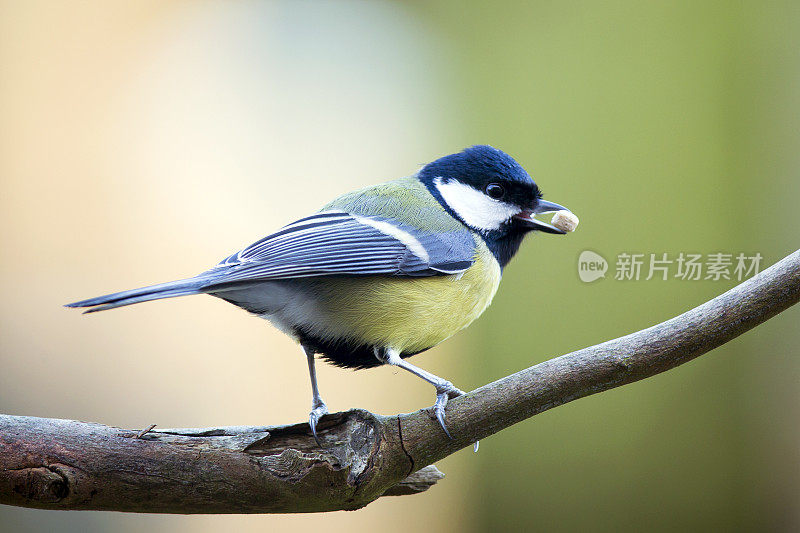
[513,199,570,234]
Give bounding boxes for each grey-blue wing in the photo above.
[200,211,475,287]
[66,209,476,313]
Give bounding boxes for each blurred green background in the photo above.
[1,1,797,532]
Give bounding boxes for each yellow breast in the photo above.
[301,236,501,353]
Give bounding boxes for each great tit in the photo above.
[67,145,570,441]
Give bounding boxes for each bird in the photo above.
[66,145,571,443]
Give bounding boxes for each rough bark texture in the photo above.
[1,249,798,514]
[0,411,437,513]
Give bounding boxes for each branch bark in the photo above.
[1,249,798,514]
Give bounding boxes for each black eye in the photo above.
[485,183,505,199]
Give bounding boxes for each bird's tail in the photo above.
[65,276,214,313]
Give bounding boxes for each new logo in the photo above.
[578,250,608,282]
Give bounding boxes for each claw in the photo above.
[430,383,465,439]
[433,391,453,438]
[377,348,470,444]
[308,401,328,447]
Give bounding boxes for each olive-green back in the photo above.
[322,176,465,233]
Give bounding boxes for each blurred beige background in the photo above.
[1,1,798,532]
[0,2,472,531]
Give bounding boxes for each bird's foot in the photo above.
[429,382,465,439]
[308,400,329,446]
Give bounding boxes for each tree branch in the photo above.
[1,249,798,514]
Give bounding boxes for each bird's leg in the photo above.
[303,345,328,445]
[375,347,464,439]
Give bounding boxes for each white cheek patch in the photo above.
[434,177,520,231]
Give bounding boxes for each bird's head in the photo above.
[418,145,569,266]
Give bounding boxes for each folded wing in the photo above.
[202,210,475,287]
[66,210,476,313]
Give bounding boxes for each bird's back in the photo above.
[322,176,465,233]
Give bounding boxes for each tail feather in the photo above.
[65,277,210,313]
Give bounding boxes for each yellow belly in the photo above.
[300,240,501,353]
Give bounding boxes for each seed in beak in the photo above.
[551,210,579,233]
